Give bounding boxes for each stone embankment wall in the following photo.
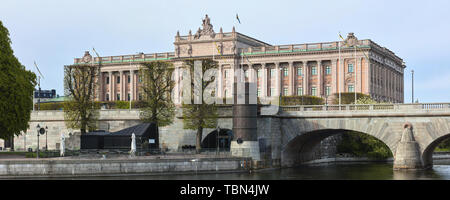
[5,108,233,152]
[0,157,250,177]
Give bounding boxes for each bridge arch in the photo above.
[422,133,450,169]
[201,128,233,150]
[280,118,399,167]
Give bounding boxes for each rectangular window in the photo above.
[283,68,288,77]
[128,75,131,83]
[348,64,354,73]
[283,88,288,96]
[138,93,142,100]
[257,69,262,78]
[106,94,110,101]
[128,93,131,101]
[311,87,317,96]
[117,76,120,84]
[326,86,331,96]
[326,66,331,75]
[297,87,303,96]
[257,88,261,97]
[348,85,354,92]
[311,66,317,75]
[297,67,302,76]
[106,77,110,84]
[117,94,121,101]
[245,70,249,78]
[224,70,228,78]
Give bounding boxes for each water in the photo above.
[24,159,450,180]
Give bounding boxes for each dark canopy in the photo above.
[81,123,158,150]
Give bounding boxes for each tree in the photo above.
[139,61,176,128]
[0,20,36,140]
[181,59,218,153]
[63,64,99,134]
[336,95,393,159]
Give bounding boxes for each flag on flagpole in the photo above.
[236,14,241,24]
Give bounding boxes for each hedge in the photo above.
[332,92,370,105]
[281,95,325,105]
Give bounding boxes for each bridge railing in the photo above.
[281,103,450,112]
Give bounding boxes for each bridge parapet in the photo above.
[281,103,450,112]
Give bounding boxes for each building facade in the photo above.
[71,15,405,104]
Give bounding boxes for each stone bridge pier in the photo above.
[257,104,450,170]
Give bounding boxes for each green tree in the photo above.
[63,64,99,134]
[0,20,36,140]
[139,61,176,128]
[337,131,393,159]
[336,95,393,159]
[181,59,218,153]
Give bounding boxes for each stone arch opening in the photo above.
[422,133,450,169]
[201,128,233,151]
[281,129,394,167]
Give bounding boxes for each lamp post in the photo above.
[45,126,48,151]
[216,126,220,154]
[36,124,40,159]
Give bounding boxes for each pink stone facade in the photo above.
[71,15,405,104]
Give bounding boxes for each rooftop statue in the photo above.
[194,14,215,39]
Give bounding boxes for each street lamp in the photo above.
[216,126,221,154]
[45,126,48,151]
[36,124,40,159]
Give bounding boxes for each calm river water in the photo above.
[30,159,450,180]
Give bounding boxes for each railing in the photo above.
[74,51,176,64]
[281,103,450,112]
[242,40,371,56]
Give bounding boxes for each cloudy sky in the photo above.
[1,0,449,103]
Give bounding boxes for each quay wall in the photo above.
[0,157,250,177]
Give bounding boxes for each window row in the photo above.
[105,75,142,84]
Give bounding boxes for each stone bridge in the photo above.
[5,103,450,170]
[265,103,450,170]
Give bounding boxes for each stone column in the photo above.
[339,59,345,94]
[119,71,124,101]
[275,62,281,96]
[262,63,267,97]
[135,70,139,101]
[289,62,294,96]
[317,60,322,97]
[218,64,223,98]
[331,59,338,94]
[130,70,135,101]
[109,71,113,101]
[303,61,309,95]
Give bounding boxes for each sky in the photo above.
[1,0,450,103]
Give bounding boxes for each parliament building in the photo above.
[71,15,405,104]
